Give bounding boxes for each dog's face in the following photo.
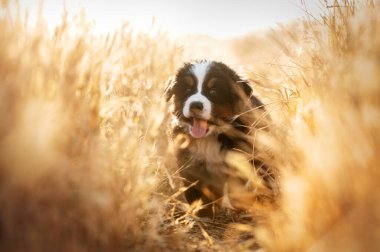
[165,60,254,138]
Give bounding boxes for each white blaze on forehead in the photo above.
[182,61,213,120]
[191,61,212,93]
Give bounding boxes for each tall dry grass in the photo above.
[250,1,380,251]
[0,1,185,251]
[0,0,379,251]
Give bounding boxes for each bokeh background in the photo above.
[1,0,379,251]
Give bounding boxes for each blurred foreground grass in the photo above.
[0,0,379,251]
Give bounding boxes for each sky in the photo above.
[19,0,325,38]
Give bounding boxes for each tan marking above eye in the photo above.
[207,78,218,88]
[184,76,194,87]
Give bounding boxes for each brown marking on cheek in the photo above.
[213,104,234,119]
[207,78,218,88]
[184,76,194,87]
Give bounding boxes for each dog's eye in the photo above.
[185,88,192,94]
[209,89,217,96]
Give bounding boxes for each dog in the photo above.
[165,60,276,216]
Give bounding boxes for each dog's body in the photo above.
[165,60,275,216]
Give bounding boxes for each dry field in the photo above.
[0,0,379,251]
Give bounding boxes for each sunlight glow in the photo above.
[19,0,323,38]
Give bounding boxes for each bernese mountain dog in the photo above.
[165,60,276,216]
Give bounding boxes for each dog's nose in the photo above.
[190,101,204,112]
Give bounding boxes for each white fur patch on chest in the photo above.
[189,134,225,165]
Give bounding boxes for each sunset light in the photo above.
[20,0,323,37]
[2,1,379,251]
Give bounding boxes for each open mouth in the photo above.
[190,117,209,138]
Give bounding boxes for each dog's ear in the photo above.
[237,80,253,98]
[237,80,265,108]
[164,77,175,102]
[220,61,252,98]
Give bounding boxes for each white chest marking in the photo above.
[190,135,224,164]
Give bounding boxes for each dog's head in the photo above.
[165,60,261,138]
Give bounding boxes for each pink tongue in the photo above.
[191,118,208,138]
